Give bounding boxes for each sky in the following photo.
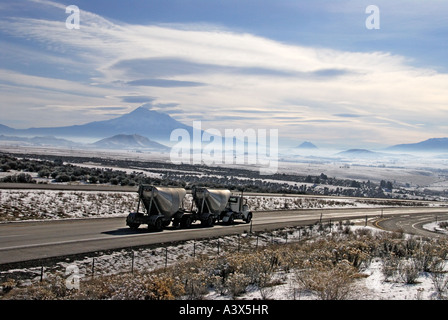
[0,0,447,149]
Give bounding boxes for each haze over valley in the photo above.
[1,105,447,202]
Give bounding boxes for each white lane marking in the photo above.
[0,234,23,238]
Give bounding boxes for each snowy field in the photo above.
[0,189,137,221]
[0,188,441,222]
[0,186,447,300]
[2,223,447,300]
[2,144,448,191]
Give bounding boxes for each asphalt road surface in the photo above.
[1,206,447,265]
[373,212,448,238]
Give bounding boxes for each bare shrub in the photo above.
[438,221,448,230]
[143,274,185,300]
[165,257,212,300]
[429,258,448,299]
[295,261,357,300]
[332,240,373,270]
[1,279,16,296]
[396,258,421,284]
[2,277,72,300]
[222,248,279,299]
[225,272,250,298]
[381,254,400,282]
[5,224,448,300]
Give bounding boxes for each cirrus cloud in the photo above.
[0,0,447,148]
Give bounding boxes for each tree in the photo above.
[386,181,393,190]
[88,176,98,184]
[16,173,35,183]
[38,170,50,178]
[56,175,70,183]
[350,180,361,188]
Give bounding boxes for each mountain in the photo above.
[388,138,448,152]
[92,134,169,151]
[0,105,192,142]
[337,149,378,157]
[296,141,318,149]
[0,124,15,134]
[0,134,80,148]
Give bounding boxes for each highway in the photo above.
[1,206,447,265]
[374,211,448,238]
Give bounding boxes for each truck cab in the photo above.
[221,194,252,224]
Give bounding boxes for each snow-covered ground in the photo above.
[2,147,448,300]
[423,220,448,236]
[3,143,448,193]
[210,258,438,300]
[1,186,448,300]
[0,188,442,222]
[0,189,137,221]
[2,223,447,300]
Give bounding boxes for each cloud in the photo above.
[333,113,363,118]
[110,57,297,79]
[118,95,156,103]
[315,68,356,77]
[1,0,448,146]
[125,79,205,88]
[90,106,128,111]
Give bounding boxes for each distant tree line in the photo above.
[0,153,445,200]
[0,154,147,186]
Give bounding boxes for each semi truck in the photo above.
[126,185,252,231]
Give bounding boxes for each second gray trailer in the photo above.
[193,187,252,225]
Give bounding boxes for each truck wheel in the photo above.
[128,222,140,230]
[181,215,192,228]
[162,220,171,227]
[245,213,252,224]
[227,214,234,225]
[154,218,163,231]
[172,218,180,228]
[202,215,215,227]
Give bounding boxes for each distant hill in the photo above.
[0,105,192,142]
[0,134,80,148]
[296,141,318,149]
[0,124,14,134]
[337,149,377,157]
[388,138,448,152]
[92,134,169,151]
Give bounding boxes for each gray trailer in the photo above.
[192,187,231,227]
[193,187,252,225]
[126,185,189,231]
